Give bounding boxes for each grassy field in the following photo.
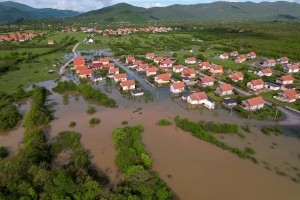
[36,31,90,45]
[0,49,70,94]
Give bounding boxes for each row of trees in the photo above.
[112,125,174,199]
[175,116,258,163]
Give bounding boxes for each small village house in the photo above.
[284,64,299,73]
[131,88,145,97]
[185,57,197,65]
[48,40,54,45]
[187,92,215,109]
[219,53,229,60]
[154,56,164,64]
[222,98,238,108]
[74,57,85,68]
[256,68,272,77]
[209,65,223,74]
[247,52,257,59]
[228,72,244,82]
[100,58,110,65]
[146,53,155,60]
[173,65,184,73]
[199,76,216,87]
[126,56,135,65]
[182,68,196,78]
[146,67,157,77]
[242,96,265,111]
[279,57,289,64]
[160,60,173,68]
[247,79,265,91]
[120,80,135,91]
[264,81,281,91]
[138,63,150,72]
[77,68,93,78]
[230,51,239,57]
[263,59,276,67]
[170,82,185,94]
[215,84,234,96]
[198,62,211,70]
[155,73,171,84]
[114,73,127,82]
[235,55,247,63]
[275,89,299,103]
[276,75,294,85]
[109,67,119,75]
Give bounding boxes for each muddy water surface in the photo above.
[1,80,300,200]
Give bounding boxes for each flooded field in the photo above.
[1,80,300,199]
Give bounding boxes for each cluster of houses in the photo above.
[63,26,173,36]
[0,32,44,42]
[219,51,257,62]
[73,56,143,96]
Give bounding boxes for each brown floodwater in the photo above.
[1,80,300,199]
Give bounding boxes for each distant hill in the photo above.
[0,1,80,23]
[75,1,300,23]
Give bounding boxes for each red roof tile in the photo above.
[172,82,185,89]
[74,57,85,66]
[189,92,208,101]
[281,75,294,81]
[219,84,233,91]
[246,96,265,106]
[251,79,264,86]
[200,76,215,83]
[284,89,298,101]
[115,73,127,79]
[121,80,135,87]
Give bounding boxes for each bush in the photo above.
[89,118,101,125]
[198,121,238,134]
[121,121,128,125]
[157,119,173,126]
[86,106,96,114]
[245,146,256,155]
[0,146,9,158]
[0,104,22,131]
[69,121,76,127]
[241,125,251,133]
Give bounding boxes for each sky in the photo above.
[1,0,299,12]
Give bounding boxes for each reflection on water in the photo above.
[1,80,300,199]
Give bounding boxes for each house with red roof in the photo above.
[263,59,276,67]
[284,64,299,73]
[247,79,265,91]
[230,51,239,57]
[77,68,93,78]
[257,68,272,77]
[186,92,215,109]
[146,53,155,60]
[160,60,173,68]
[185,57,196,65]
[247,52,257,60]
[215,84,234,96]
[155,73,171,84]
[235,55,247,63]
[109,68,119,75]
[276,75,294,85]
[93,63,104,69]
[131,60,142,68]
[126,57,135,65]
[100,58,110,65]
[242,96,265,111]
[120,80,135,91]
[74,57,85,68]
[48,40,54,45]
[138,63,149,72]
[275,89,299,103]
[199,76,216,87]
[181,68,196,78]
[146,67,157,77]
[198,62,211,70]
[279,57,289,64]
[173,65,184,73]
[228,72,244,82]
[154,56,164,64]
[170,82,185,94]
[103,63,115,69]
[209,65,223,74]
[219,53,229,60]
[114,73,127,82]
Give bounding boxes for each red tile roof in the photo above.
[229,72,244,80]
[262,68,272,74]
[172,82,185,89]
[219,84,233,91]
[250,79,264,86]
[287,64,299,70]
[267,59,276,63]
[100,58,110,63]
[121,80,135,87]
[74,57,85,66]
[174,65,184,70]
[246,96,265,106]
[284,89,298,101]
[182,68,196,76]
[199,62,210,67]
[200,76,215,83]
[162,60,172,65]
[139,63,150,68]
[186,57,196,61]
[147,67,157,73]
[249,52,256,56]
[109,68,119,73]
[146,53,155,57]
[212,65,223,71]
[154,56,163,62]
[77,69,93,75]
[157,73,170,81]
[189,92,208,101]
[281,57,289,61]
[222,53,229,57]
[281,75,294,81]
[126,57,135,62]
[115,73,127,79]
